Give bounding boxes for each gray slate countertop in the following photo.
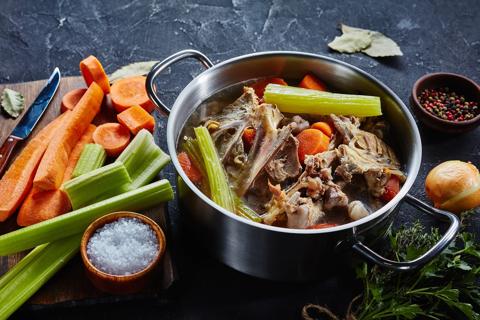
[2,0,479,319]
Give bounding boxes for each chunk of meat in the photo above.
[290,115,310,135]
[335,129,406,197]
[329,114,361,144]
[304,150,338,176]
[265,134,301,183]
[323,182,349,212]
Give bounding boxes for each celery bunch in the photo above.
[264,84,382,117]
[116,129,171,190]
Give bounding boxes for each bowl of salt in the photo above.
[80,211,166,294]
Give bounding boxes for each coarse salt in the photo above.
[87,217,159,275]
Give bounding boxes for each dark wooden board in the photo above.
[0,77,177,305]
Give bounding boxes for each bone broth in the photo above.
[178,76,404,229]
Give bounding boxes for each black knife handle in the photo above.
[0,135,21,178]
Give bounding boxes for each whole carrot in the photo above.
[33,82,104,191]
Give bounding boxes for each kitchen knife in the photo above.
[0,68,61,177]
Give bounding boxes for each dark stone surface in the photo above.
[1,0,479,319]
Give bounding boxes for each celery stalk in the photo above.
[116,129,170,190]
[62,162,131,210]
[0,244,48,291]
[0,179,173,256]
[264,84,382,117]
[234,197,262,223]
[0,235,81,320]
[194,126,235,212]
[71,144,107,178]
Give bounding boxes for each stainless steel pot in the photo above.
[146,49,460,281]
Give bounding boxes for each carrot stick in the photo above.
[117,105,155,135]
[17,125,96,226]
[311,122,333,138]
[61,88,87,113]
[178,151,202,184]
[79,55,110,94]
[296,128,330,163]
[33,83,104,191]
[110,76,155,113]
[0,112,69,222]
[92,123,131,157]
[299,74,327,91]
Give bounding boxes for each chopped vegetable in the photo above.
[61,88,87,113]
[17,125,96,226]
[251,77,287,98]
[92,123,131,157]
[178,152,202,184]
[194,126,235,212]
[109,61,159,83]
[0,179,173,256]
[310,121,333,138]
[0,244,47,291]
[71,144,106,179]
[0,234,81,319]
[117,105,155,135]
[296,129,330,163]
[242,127,256,149]
[264,84,382,117]
[1,88,25,118]
[17,189,71,227]
[62,162,131,210]
[110,76,155,113]
[234,197,262,222]
[63,125,96,180]
[299,74,327,91]
[381,175,400,202]
[306,223,338,229]
[0,112,69,222]
[33,82,104,191]
[79,55,111,94]
[116,129,170,190]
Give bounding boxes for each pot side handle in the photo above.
[146,49,214,115]
[352,194,460,271]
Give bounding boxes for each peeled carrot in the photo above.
[110,76,155,113]
[33,83,104,191]
[299,74,327,91]
[117,105,155,135]
[93,123,131,157]
[0,112,69,222]
[242,127,256,149]
[61,88,87,113]
[17,125,96,226]
[178,152,202,184]
[296,129,330,163]
[311,122,333,138]
[79,55,110,94]
[251,78,287,98]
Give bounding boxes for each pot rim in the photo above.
[166,50,422,235]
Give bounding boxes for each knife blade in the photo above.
[0,68,61,177]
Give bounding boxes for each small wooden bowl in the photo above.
[80,211,166,294]
[411,72,480,133]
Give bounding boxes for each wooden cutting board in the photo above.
[0,76,177,306]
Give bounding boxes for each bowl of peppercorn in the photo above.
[411,72,479,133]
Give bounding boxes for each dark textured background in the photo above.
[1,0,479,319]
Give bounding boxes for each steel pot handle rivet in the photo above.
[352,194,460,271]
[146,49,214,115]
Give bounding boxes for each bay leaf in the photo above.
[329,24,403,57]
[1,88,25,118]
[328,31,372,53]
[109,61,159,83]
